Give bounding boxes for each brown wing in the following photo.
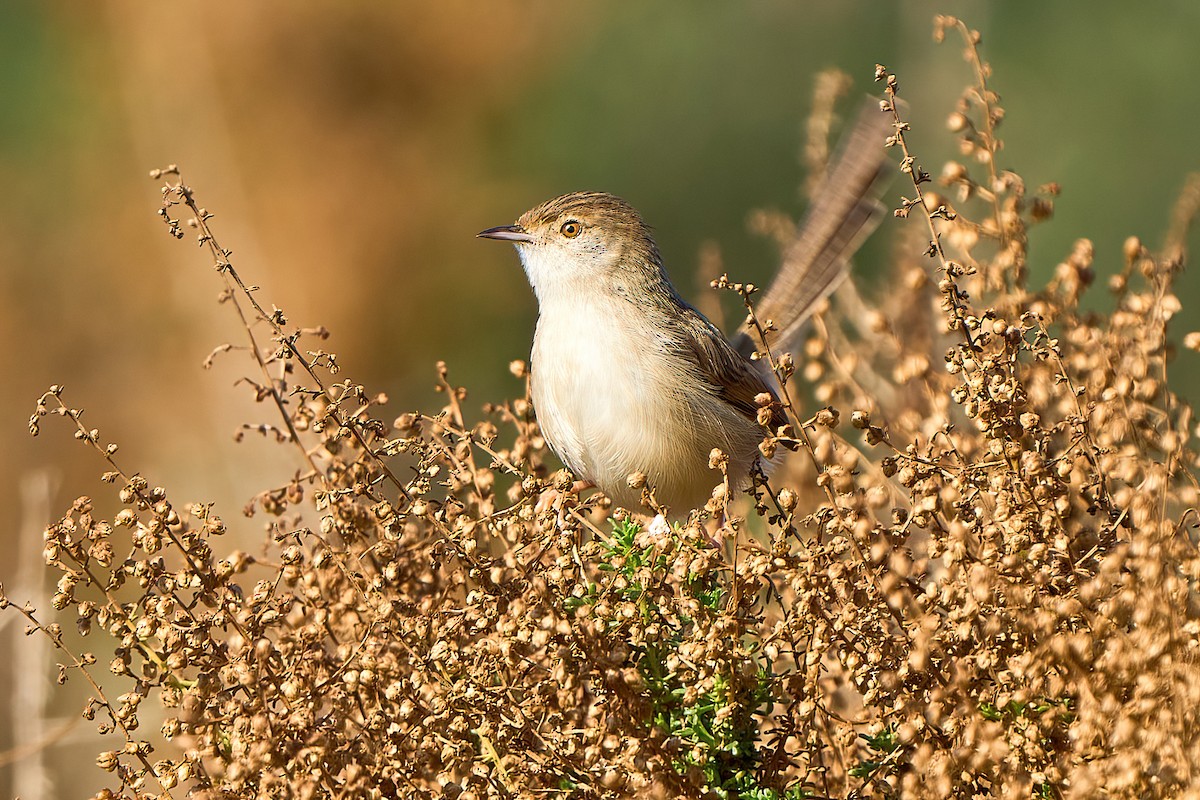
[677,306,789,431]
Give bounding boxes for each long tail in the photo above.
[732,96,894,358]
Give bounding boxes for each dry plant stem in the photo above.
[31,392,320,796]
[712,457,742,610]
[434,365,498,515]
[731,282,832,508]
[34,390,252,645]
[158,169,508,588]
[804,319,922,510]
[874,54,1086,589]
[6,603,177,797]
[875,70,978,353]
[157,168,411,502]
[950,19,1009,269]
[171,190,321,484]
[737,284,914,632]
[1034,319,1119,514]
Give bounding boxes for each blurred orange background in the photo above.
[2,2,1199,795]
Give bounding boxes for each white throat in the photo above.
[514,241,615,307]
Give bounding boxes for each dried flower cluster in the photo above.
[6,16,1200,800]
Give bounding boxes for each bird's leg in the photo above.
[705,508,728,550]
[535,479,595,516]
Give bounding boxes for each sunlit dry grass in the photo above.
[6,16,1200,800]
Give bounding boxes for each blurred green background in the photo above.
[2,2,1198,795]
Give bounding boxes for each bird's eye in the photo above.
[560,220,582,238]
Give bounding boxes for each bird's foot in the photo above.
[534,479,595,516]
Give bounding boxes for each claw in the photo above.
[534,480,595,517]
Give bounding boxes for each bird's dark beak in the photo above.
[477,224,534,243]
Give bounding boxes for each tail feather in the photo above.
[733,96,894,358]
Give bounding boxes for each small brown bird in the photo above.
[479,100,891,512]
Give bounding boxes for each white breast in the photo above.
[529,292,761,511]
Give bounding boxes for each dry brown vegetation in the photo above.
[6,16,1200,800]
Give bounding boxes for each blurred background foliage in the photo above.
[2,1,1198,795]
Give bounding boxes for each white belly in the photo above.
[529,298,760,511]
